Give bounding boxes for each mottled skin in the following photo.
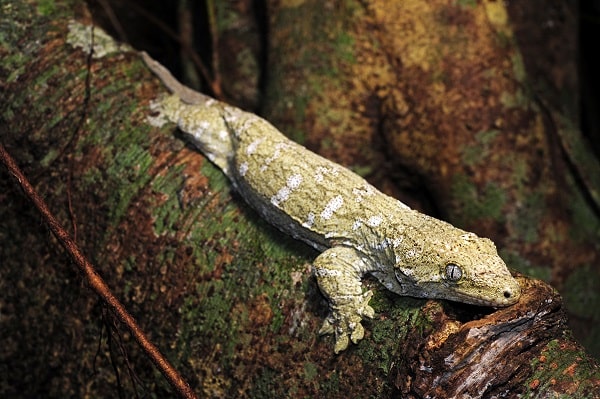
[143,53,521,353]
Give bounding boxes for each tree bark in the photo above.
[1,1,599,398]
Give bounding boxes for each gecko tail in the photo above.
[144,52,234,175]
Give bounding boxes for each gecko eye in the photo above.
[445,263,463,281]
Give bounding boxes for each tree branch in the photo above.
[0,144,198,399]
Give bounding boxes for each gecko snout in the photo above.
[500,282,521,305]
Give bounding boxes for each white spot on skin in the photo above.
[314,166,327,183]
[232,112,260,134]
[287,173,303,189]
[192,120,211,138]
[353,185,375,202]
[246,138,263,155]
[302,212,315,228]
[321,195,344,220]
[314,166,339,183]
[315,268,342,277]
[352,219,362,230]
[260,142,288,172]
[239,162,249,176]
[271,173,303,207]
[218,130,228,140]
[405,248,418,259]
[335,294,358,301]
[367,215,383,227]
[271,187,291,207]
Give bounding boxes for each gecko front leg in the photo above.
[314,246,375,353]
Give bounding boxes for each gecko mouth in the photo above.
[448,286,521,307]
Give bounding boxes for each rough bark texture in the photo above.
[1,0,599,398]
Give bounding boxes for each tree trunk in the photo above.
[1,1,598,398]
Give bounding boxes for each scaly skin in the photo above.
[144,53,521,353]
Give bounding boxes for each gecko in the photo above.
[142,52,521,353]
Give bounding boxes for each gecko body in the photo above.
[143,53,521,353]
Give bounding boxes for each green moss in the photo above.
[4,53,28,83]
[569,180,600,242]
[359,291,427,374]
[0,2,40,59]
[159,147,313,362]
[500,88,528,108]
[511,157,529,191]
[213,0,238,33]
[248,367,279,398]
[450,174,506,225]
[39,148,60,168]
[269,304,286,333]
[201,159,230,193]
[461,129,500,166]
[524,337,600,398]
[124,255,136,272]
[478,129,500,145]
[455,0,477,8]
[289,95,310,144]
[150,165,187,236]
[264,0,362,146]
[103,144,154,225]
[319,370,340,395]
[564,293,600,357]
[175,287,236,359]
[36,0,56,16]
[303,362,318,381]
[511,191,544,243]
[511,53,527,83]
[334,30,356,64]
[562,265,600,320]
[494,30,514,49]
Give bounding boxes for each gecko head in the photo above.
[393,229,521,307]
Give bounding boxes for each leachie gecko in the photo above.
[142,52,521,353]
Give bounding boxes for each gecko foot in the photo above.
[319,290,375,353]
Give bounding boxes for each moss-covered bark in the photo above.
[1,0,599,398]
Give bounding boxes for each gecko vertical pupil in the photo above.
[445,263,462,281]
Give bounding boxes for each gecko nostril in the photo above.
[503,290,512,299]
